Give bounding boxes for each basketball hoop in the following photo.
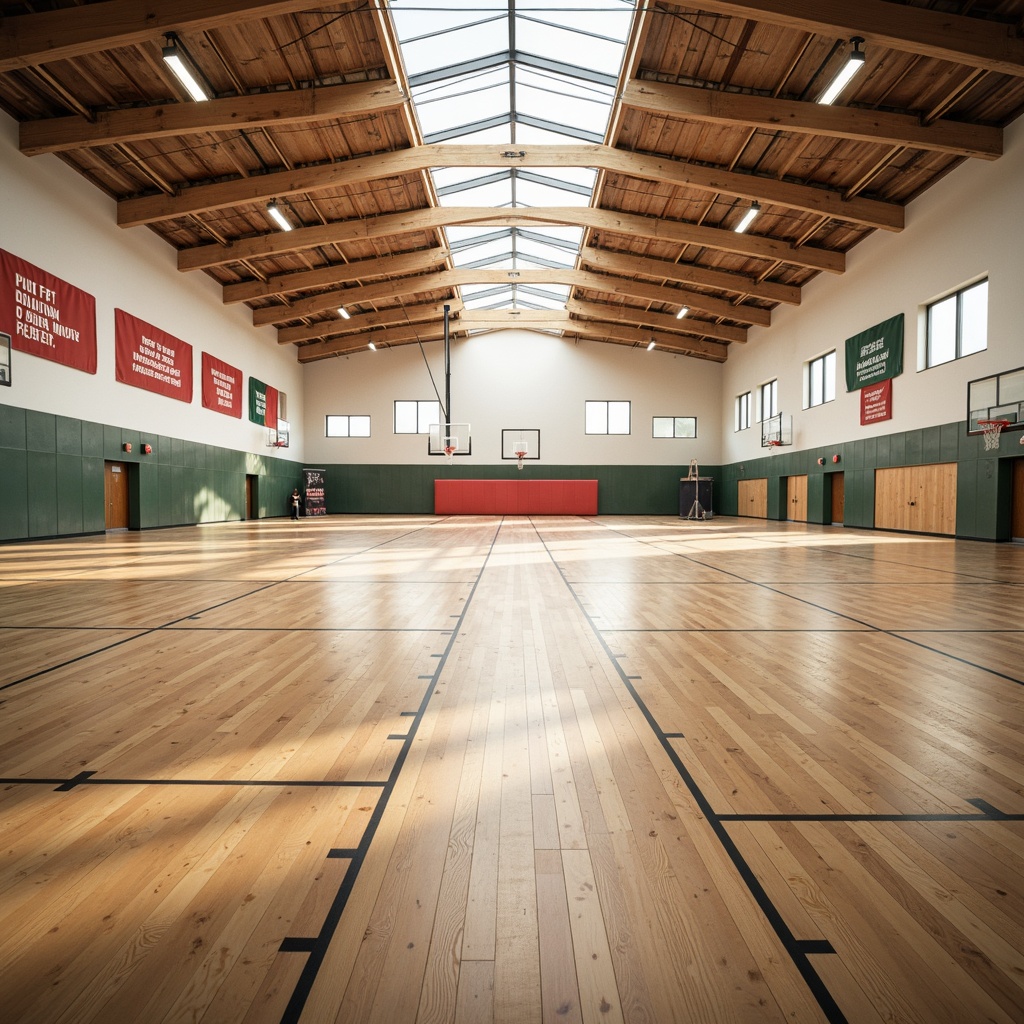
[443,444,457,465]
[766,439,784,452]
[514,449,527,471]
[978,419,1010,451]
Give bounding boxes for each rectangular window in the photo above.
[585,400,630,434]
[807,351,836,408]
[759,379,778,421]
[736,392,751,431]
[927,279,988,367]
[653,416,696,438]
[326,415,370,437]
[394,400,441,434]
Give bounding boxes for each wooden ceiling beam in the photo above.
[566,299,746,345]
[253,267,772,328]
[179,205,845,274]
[566,316,730,362]
[622,80,1002,161]
[0,0,323,72]
[223,248,449,304]
[280,300,463,346]
[579,246,801,305]
[19,81,407,156]
[688,0,1024,78]
[119,142,901,231]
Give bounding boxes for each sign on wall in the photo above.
[860,378,893,425]
[249,377,279,428]
[202,352,243,418]
[845,313,904,391]
[0,249,97,374]
[303,468,327,516]
[114,309,193,402]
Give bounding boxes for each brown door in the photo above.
[245,475,256,520]
[1012,458,1024,540]
[738,478,768,518]
[874,464,957,535]
[831,472,845,524]
[104,461,129,530]
[786,475,808,521]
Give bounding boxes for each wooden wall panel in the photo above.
[874,464,957,535]
[786,475,808,521]
[738,478,768,518]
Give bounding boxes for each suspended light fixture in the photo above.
[266,202,292,232]
[817,37,866,106]
[368,342,376,351]
[734,201,761,234]
[337,307,351,319]
[161,34,211,102]
[647,339,656,351]
[676,305,690,320]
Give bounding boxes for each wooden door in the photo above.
[245,475,256,520]
[1012,458,1024,540]
[104,461,129,530]
[830,472,845,524]
[786,475,808,521]
[737,478,768,518]
[874,464,957,535]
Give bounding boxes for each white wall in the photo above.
[302,329,724,465]
[722,116,1024,462]
[0,109,302,457]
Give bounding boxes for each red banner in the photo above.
[201,351,242,418]
[861,378,892,425]
[0,249,97,373]
[115,309,193,402]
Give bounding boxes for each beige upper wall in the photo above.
[722,115,1024,462]
[0,109,302,458]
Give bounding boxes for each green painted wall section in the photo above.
[717,419,1017,540]
[0,404,302,541]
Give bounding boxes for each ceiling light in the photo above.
[676,306,689,320]
[734,201,761,234]
[368,342,376,351]
[161,34,211,102]
[647,339,656,351]
[817,37,866,106]
[266,202,292,232]
[337,307,351,319]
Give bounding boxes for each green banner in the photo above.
[845,313,904,391]
[248,377,278,427]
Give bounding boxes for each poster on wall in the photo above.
[248,377,278,429]
[114,309,193,401]
[202,352,242,417]
[845,313,904,391]
[860,378,893,425]
[0,249,97,374]
[303,469,327,516]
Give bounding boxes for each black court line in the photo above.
[531,518,848,1024]
[274,517,503,1024]
[1,775,387,791]
[718,809,1024,822]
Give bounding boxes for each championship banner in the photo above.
[115,309,193,401]
[248,377,279,428]
[845,313,904,391]
[0,248,97,374]
[860,378,893,425]
[202,352,242,418]
[303,469,327,517]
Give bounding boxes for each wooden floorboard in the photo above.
[0,515,1021,1023]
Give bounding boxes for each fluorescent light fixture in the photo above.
[647,339,656,351]
[266,202,292,232]
[368,342,376,351]
[161,35,211,102]
[818,37,866,106]
[734,201,761,234]
[676,306,690,319]
[337,307,351,319]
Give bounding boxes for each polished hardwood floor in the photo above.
[0,514,1022,1024]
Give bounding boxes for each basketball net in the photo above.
[979,420,1008,451]
[444,445,456,465]
[515,450,527,471]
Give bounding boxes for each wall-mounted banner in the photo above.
[0,249,97,374]
[860,378,893,425]
[249,377,278,428]
[845,313,904,391]
[303,469,327,516]
[201,352,242,418]
[115,309,193,401]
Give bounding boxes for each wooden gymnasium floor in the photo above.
[0,514,1022,1024]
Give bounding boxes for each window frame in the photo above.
[326,414,371,438]
[585,400,631,435]
[394,399,442,434]
[652,416,697,438]
[926,278,988,368]
[735,391,751,431]
[758,379,778,422]
[806,350,836,408]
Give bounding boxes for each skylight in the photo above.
[389,0,636,319]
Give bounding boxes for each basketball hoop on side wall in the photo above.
[978,419,1010,451]
[766,439,784,452]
